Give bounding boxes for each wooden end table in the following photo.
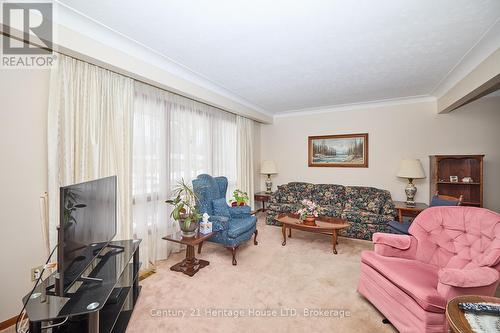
[446,295,500,333]
[162,231,214,277]
[276,215,349,254]
[254,191,272,212]
[394,201,428,222]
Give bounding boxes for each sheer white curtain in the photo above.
[168,94,237,198]
[132,82,180,271]
[48,53,247,268]
[132,84,237,268]
[211,111,238,198]
[47,54,134,249]
[237,115,255,208]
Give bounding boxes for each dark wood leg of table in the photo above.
[332,230,338,254]
[262,201,266,212]
[170,244,209,276]
[282,225,287,246]
[198,241,203,254]
[288,228,292,238]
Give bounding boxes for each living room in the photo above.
[1,1,500,333]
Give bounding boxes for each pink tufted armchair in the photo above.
[358,206,500,333]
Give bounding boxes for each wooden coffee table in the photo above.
[276,215,349,254]
[162,231,214,277]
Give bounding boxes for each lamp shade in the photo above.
[261,160,277,174]
[397,159,425,179]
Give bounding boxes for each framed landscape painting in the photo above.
[308,133,368,167]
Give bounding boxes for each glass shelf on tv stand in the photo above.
[24,239,141,333]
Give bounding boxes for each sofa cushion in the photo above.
[321,205,343,218]
[339,221,388,240]
[273,182,315,203]
[344,186,387,214]
[267,202,300,214]
[341,208,387,224]
[361,251,445,313]
[312,184,345,208]
[227,216,256,238]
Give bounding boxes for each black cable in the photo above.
[15,243,58,333]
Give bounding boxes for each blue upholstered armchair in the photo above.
[192,174,258,265]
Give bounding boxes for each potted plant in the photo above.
[165,179,202,238]
[230,189,249,207]
[296,199,322,226]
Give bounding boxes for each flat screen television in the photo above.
[56,176,117,296]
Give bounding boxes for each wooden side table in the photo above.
[254,191,272,212]
[446,295,500,333]
[162,231,214,277]
[394,201,428,222]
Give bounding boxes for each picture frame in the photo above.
[308,133,369,168]
[449,176,459,183]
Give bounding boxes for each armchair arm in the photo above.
[437,267,500,301]
[372,233,417,259]
[438,266,499,288]
[228,205,251,217]
[209,215,230,232]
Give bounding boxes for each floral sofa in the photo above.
[266,182,396,240]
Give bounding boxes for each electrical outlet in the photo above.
[31,265,43,282]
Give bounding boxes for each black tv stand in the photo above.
[23,239,141,333]
[94,243,125,258]
[77,275,104,283]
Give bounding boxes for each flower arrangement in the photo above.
[296,199,322,221]
[230,189,249,206]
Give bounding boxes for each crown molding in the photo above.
[432,18,500,98]
[274,95,436,118]
[52,1,273,121]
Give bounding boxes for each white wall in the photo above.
[260,96,500,212]
[253,122,262,196]
[0,67,50,321]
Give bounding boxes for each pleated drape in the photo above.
[47,54,134,249]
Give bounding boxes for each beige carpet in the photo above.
[126,213,396,333]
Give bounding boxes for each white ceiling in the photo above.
[57,0,500,114]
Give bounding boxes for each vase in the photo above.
[178,217,199,238]
[303,215,316,226]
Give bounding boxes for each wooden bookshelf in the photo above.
[430,155,484,207]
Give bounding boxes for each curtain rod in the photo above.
[2,30,253,121]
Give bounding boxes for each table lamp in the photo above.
[397,159,425,207]
[261,160,277,193]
